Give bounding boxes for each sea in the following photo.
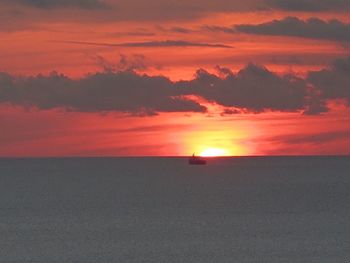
[0,156,349,262]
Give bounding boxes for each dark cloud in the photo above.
[267,0,350,11]
[220,108,242,116]
[176,64,315,113]
[92,54,149,73]
[58,40,233,49]
[236,17,350,42]
[10,0,108,9]
[303,97,329,115]
[308,57,350,104]
[2,59,350,116]
[0,71,206,115]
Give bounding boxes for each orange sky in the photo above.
[1,0,350,156]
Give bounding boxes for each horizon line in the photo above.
[0,155,349,159]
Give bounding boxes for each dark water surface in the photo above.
[1,157,350,262]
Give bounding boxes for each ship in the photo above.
[188,153,207,165]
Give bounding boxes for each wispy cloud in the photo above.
[10,0,109,9]
[56,40,233,49]
[202,25,236,34]
[156,26,196,34]
[265,131,350,145]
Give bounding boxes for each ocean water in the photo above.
[0,157,350,263]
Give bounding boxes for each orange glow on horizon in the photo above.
[199,147,231,157]
[184,127,253,157]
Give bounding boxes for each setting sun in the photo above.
[199,148,231,157]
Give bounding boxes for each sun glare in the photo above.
[199,148,231,157]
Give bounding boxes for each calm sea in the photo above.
[0,157,349,262]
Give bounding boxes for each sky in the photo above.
[0,0,350,156]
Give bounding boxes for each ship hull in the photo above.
[188,157,207,165]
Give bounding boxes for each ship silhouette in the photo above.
[188,153,207,165]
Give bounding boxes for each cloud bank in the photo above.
[0,71,206,115]
[1,59,350,115]
[176,64,312,113]
[308,57,350,105]
[267,0,350,11]
[236,17,350,42]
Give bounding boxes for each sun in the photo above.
[199,148,231,157]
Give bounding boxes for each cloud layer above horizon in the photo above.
[1,58,349,115]
[267,0,350,11]
[236,17,350,42]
